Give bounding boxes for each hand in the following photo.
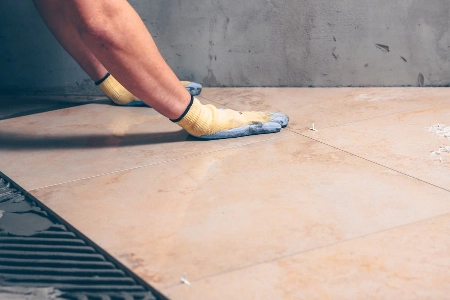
[172,97,289,140]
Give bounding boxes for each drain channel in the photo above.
[0,172,167,300]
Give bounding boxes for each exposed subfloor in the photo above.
[1,88,449,299]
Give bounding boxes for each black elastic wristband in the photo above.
[95,73,111,85]
[170,95,194,122]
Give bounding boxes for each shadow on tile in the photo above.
[0,95,110,121]
[0,129,203,150]
[0,103,291,190]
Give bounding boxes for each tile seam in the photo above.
[162,211,450,291]
[298,102,449,132]
[201,93,449,192]
[199,94,448,131]
[289,129,450,193]
[28,134,292,192]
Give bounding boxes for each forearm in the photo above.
[62,0,190,119]
[32,0,107,81]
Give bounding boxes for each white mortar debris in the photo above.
[430,146,450,162]
[427,124,450,139]
[427,124,450,162]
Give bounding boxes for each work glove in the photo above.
[171,96,289,139]
[96,73,202,106]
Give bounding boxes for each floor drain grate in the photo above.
[0,172,167,300]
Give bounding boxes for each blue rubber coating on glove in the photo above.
[196,113,289,140]
[184,82,202,97]
[113,100,149,107]
[197,122,281,140]
[269,113,289,128]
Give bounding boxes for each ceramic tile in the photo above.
[165,213,450,300]
[199,87,450,133]
[0,102,291,190]
[32,134,450,290]
[304,102,450,190]
[0,94,108,120]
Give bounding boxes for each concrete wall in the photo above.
[0,0,449,94]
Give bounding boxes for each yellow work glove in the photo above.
[96,73,202,106]
[171,96,289,139]
[96,73,139,106]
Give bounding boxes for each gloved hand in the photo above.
[96,73,203,106]
[171,96,289,139]
[96,73,141,106]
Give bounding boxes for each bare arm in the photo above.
[61,0,190,119]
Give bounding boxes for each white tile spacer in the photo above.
[180,273,191,286]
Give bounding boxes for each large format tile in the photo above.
[200,87,450,132]
[166,213,450,300]
[0,94,107,120]
[304,102,450,190]
[32,134,450,290]
[0,102,291,190]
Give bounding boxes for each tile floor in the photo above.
[0,94,108,121]
[0,88,449,299]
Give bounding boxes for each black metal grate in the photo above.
[0,172,167,300]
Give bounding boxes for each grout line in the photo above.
[163,211,450,290]
[197,95,225,107]
[200,92,448,132]
[299,102,448,132]
[29,134,291,192]
[287,129,450,193]
[201,92,449,192]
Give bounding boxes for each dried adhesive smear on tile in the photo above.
[427,124,450,162]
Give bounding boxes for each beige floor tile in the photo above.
[304,102,450,190]
[31,134,450,290]
[0,102,291,190]
[199,87,450,132]
[165,213,450,300]
[0,94,107,120]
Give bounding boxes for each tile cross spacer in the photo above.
[180,273,191,286]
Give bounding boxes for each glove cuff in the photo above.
[171,96,215,137]
[96,73,138,105]
[95,73,111,85]
[170,95,194,122]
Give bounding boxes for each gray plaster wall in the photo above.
[0,0,449,94]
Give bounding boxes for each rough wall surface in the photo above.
[0,0,449,94]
